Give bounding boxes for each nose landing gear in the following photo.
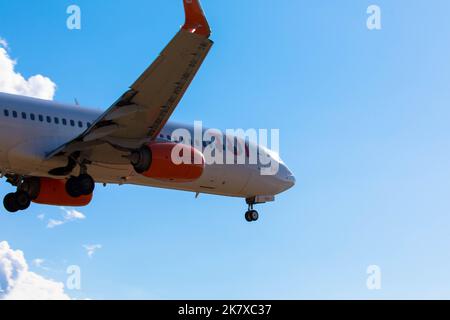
[245,209,259,222]
[245,199,259,222]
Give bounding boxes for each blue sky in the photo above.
[1,0,450,299]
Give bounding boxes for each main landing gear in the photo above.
[66,174,95,198]
[2,158,96,212]
[2,172,95,213]
[48,154,95,198]
[62,159,95,198]
[2,176,37,213]
[245,199,259,223]
[3,191,31,213]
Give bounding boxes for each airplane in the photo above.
[0,0,295,222]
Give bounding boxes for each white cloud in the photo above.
[46,207,86,229]
[32,259,45,268]
[63,208,86,221]
[83,245,102,258]
[0,241,70,300]
[37,214,45,221]
[0,38,8,49]
[0,37,56,100]
[32,258,50,272]
[47,219,64,229]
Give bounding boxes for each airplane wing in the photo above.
[46,0,213,168]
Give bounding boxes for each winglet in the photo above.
[182,0,211,37]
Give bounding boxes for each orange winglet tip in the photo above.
[182,0,211,37]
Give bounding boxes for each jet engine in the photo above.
[130,142,205,182]
[21,177,93,207]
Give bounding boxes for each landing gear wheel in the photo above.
[249,210,259,222]
[245,210,259,222]
[4,193,20,213]
[66,177,82,198]
[66,174,95,198]
[78,174,95,195]
[15,191,31,210]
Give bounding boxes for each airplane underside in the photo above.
[0,152,278,223]
[0,0,295,223]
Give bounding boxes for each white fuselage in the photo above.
[0,92,295,199]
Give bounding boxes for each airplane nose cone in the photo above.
[284,173,296,189]
[242,162,296,196]
[279,164,296,192]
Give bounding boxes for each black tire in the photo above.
[4,193,20,213]
[66,177,82,198]
[15,191,31,210]
[78,174,95,195]
[245,211,253,222]
[250,210,259,222]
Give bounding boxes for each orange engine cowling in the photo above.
[23,177,92,207]
[131,142,205,182]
